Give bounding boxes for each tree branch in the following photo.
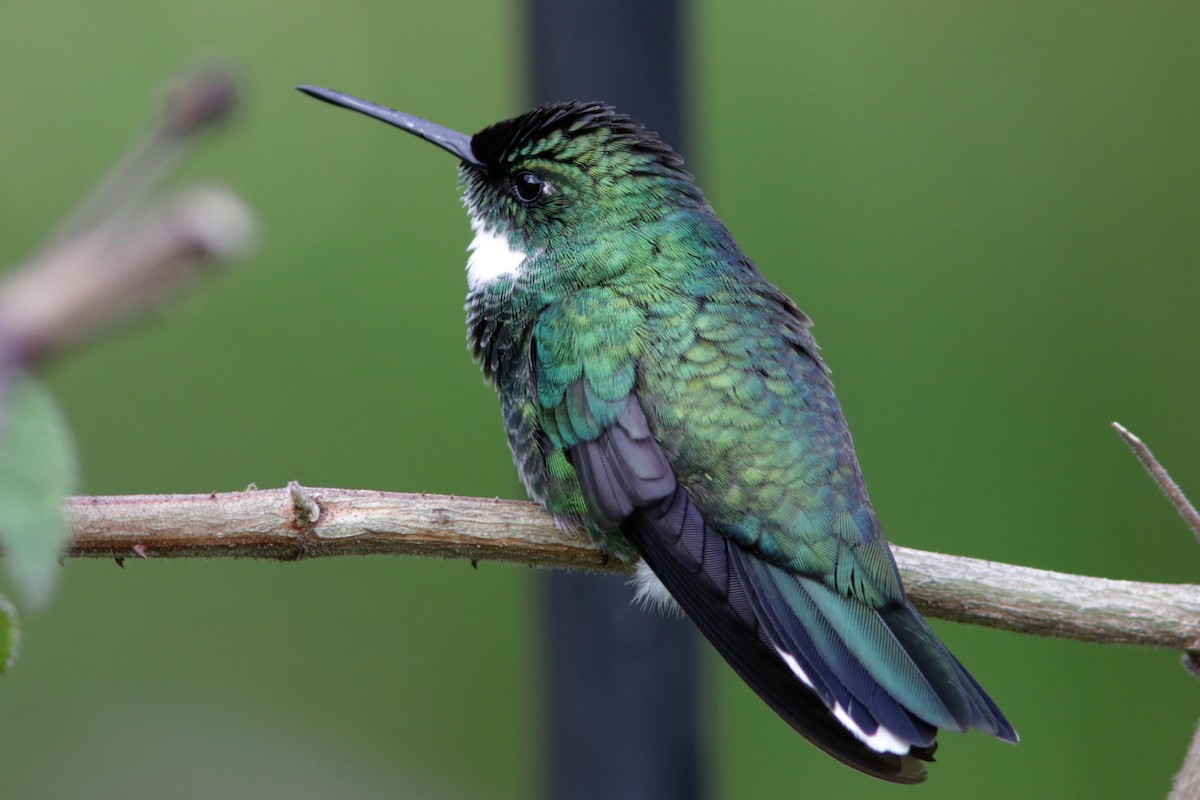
[1112,422,1200,794]
[64,484,1200,651]
[1171,720,1200,800]
[1114,421,1200,545]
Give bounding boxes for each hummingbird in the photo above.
[298,86,1018,783]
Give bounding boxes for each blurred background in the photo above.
[1,0,1198,797]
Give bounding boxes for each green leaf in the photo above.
[0,375,78,608]
[0,595,18,674]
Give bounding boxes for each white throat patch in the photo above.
[466,215,529,290]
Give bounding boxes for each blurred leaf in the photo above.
[0,375,78,608]
[0,595,17,673]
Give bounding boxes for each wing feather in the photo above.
[530,298,1014,783]
[569,398,935,782]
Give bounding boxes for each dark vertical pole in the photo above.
[528,3,703,800]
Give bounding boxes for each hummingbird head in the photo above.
[299,87,706,290]
[460,101,699,250]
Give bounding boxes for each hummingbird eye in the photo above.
[512,171,548,204]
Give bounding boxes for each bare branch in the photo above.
[63,487,1200,650]
[49,68,239,246]
[892,545,1200,649]
[1113,422,1200,544]
[1171,720,1200,800]
[1109,423,1200,798]
[0,187,254,362]
[0,67,253,438]
[66,489,609,569]
[0,67,251,370]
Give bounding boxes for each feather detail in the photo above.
[564,395,1014,782]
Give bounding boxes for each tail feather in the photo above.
[565,398,1015,782]
[737,550,1017,748]
[624,482,934,783]
[878,604,1018,742]
[732,551,938,750]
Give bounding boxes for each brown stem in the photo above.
[1170,719,1200,800]
[1113,422,1200,545]
[63,486,1200,649]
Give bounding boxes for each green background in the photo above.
[2,1,1198,797]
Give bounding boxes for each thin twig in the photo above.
[1171,720,1200,800]
[1113,422,1200,544]
[48,68,238,247]
[62,486,1200,650]
[0,187,254,362]
[1112,425,1200,797]
[0,68,252,435]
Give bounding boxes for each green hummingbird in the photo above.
[299,86,1017,783]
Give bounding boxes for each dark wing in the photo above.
[531,292,1014,783]
[569,395,938,783]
